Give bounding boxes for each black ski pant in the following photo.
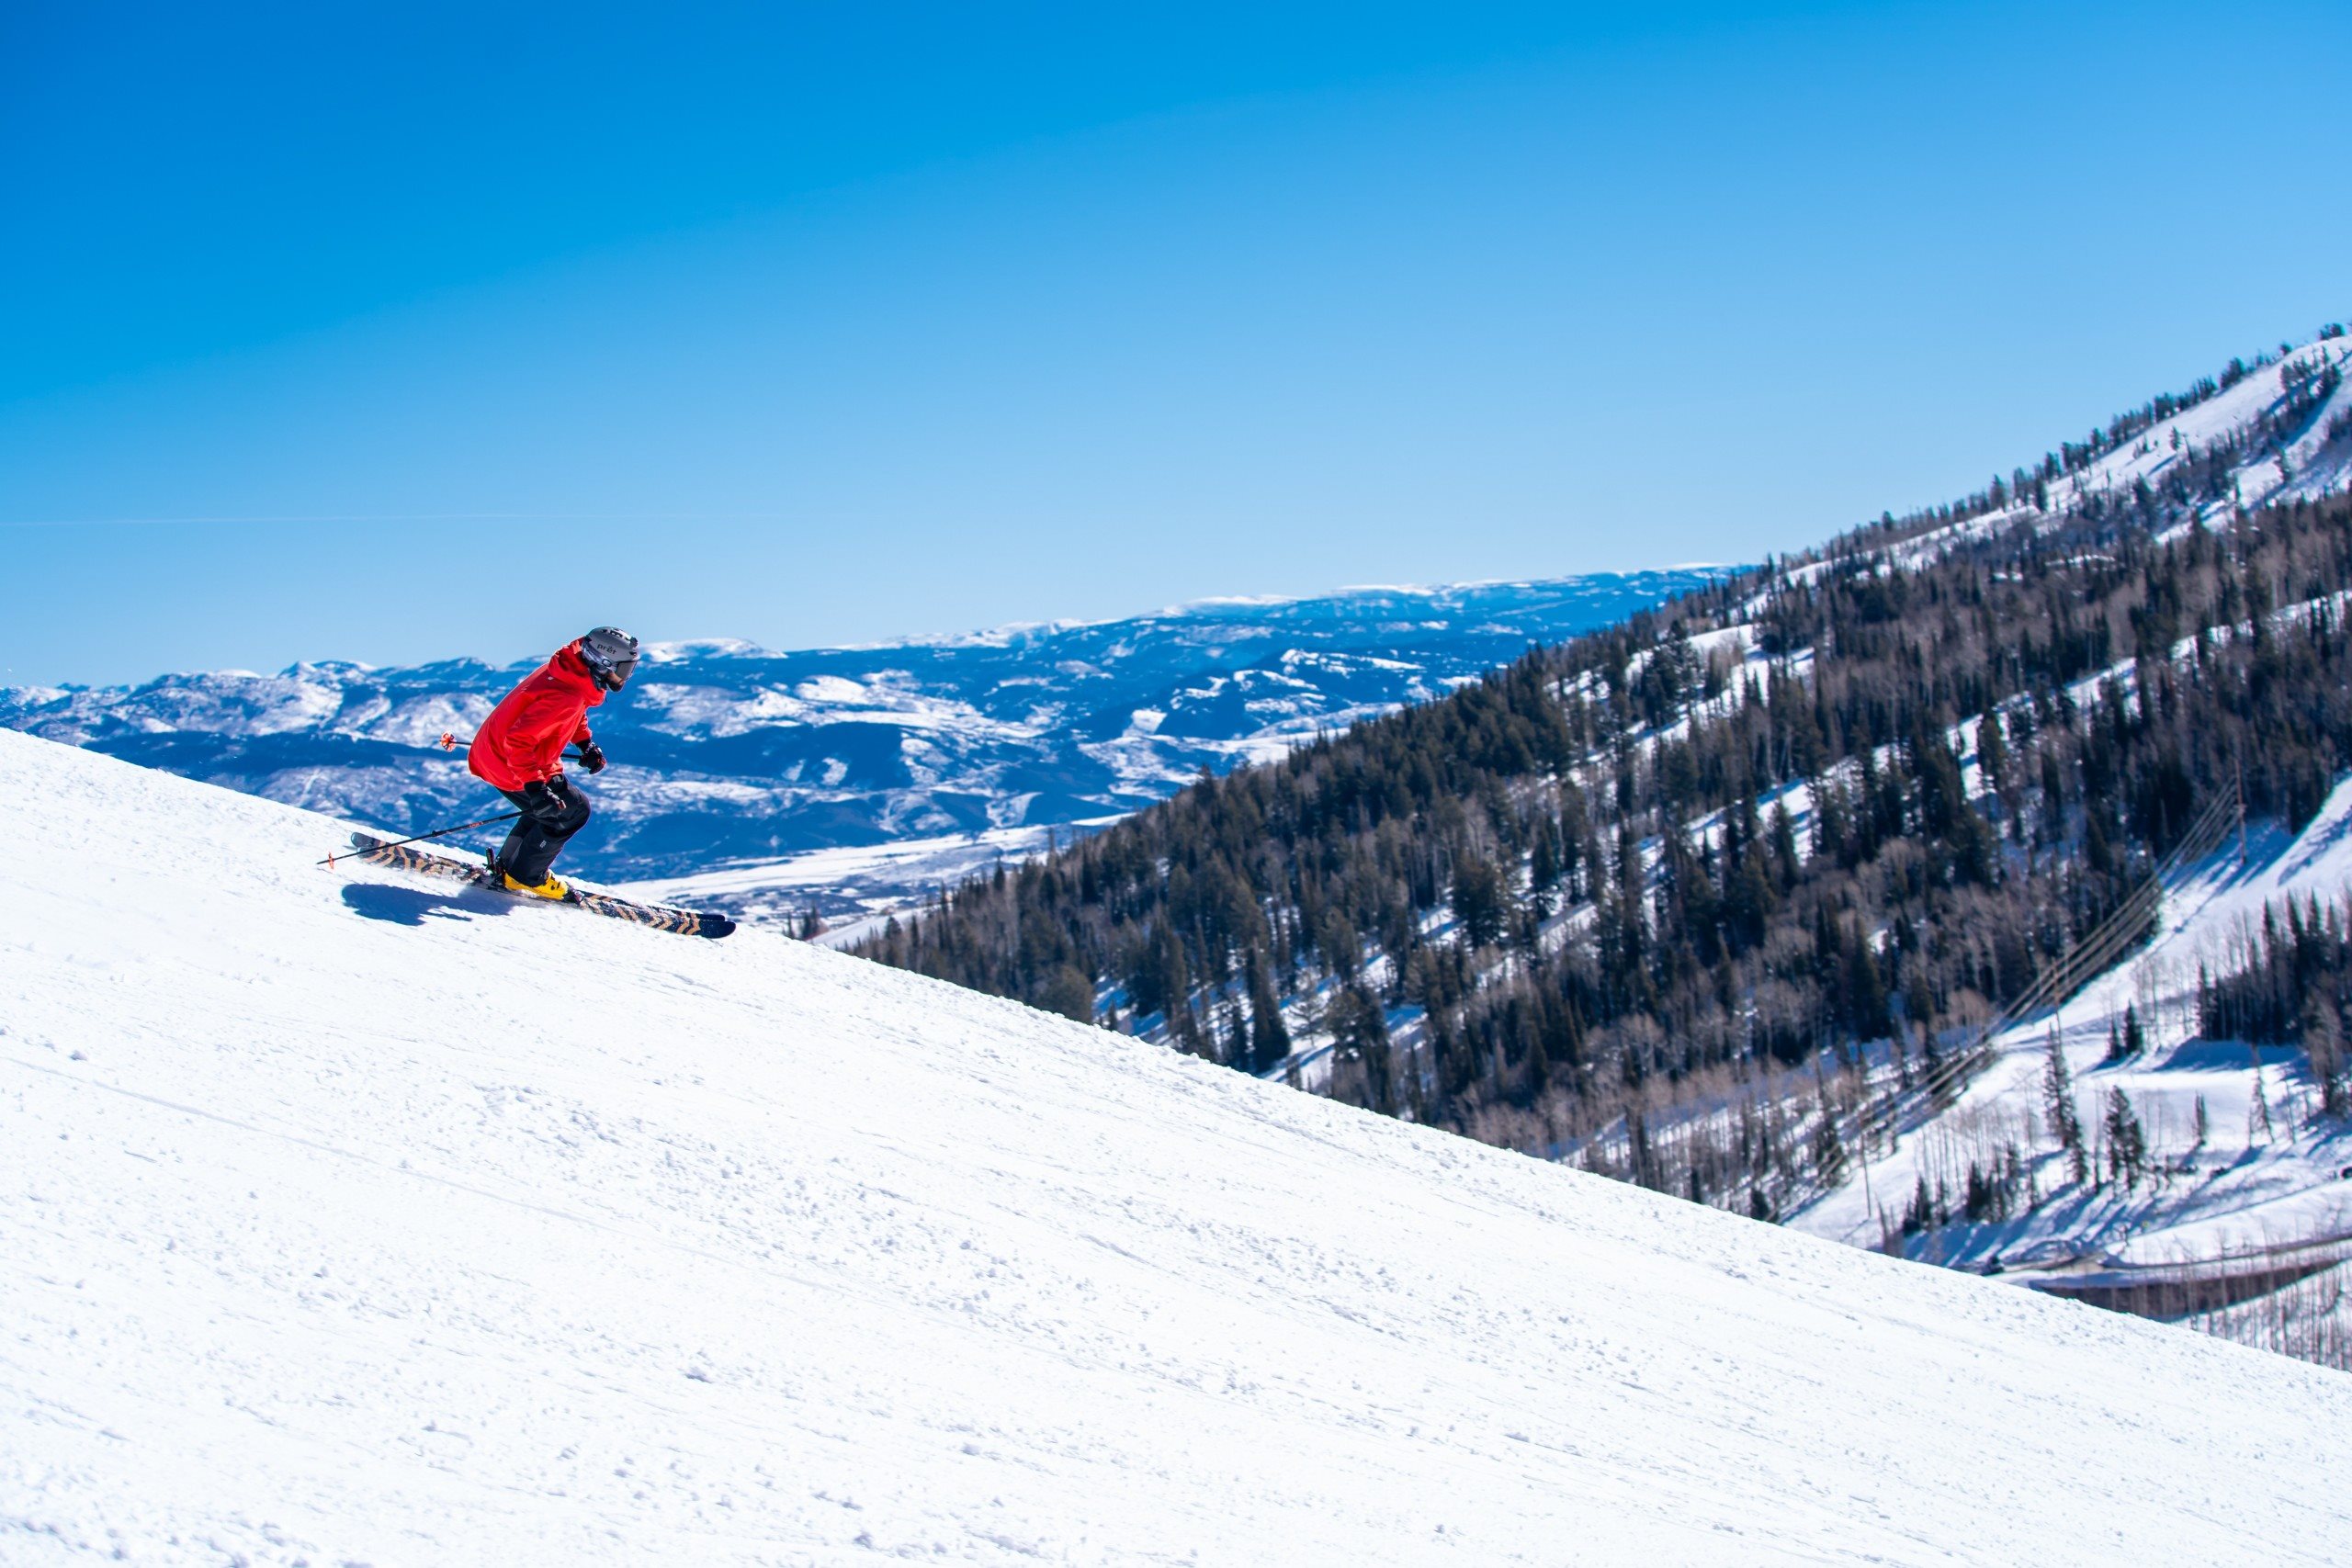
[494,775,593,885]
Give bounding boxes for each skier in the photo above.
[468,626,639,899]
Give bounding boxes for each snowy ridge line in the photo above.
[1838,337,2352,578]
[835,570,1736,652]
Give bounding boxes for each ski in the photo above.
[339,832,737,939]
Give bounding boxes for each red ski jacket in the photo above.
[468,640,606,792]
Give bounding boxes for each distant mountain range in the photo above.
[0,570,1734,916]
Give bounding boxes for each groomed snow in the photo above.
[3,728,2347,1565]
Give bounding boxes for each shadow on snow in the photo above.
[340,881,514,928]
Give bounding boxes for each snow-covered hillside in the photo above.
[1871,335,2352,577]
[1793,775,2352,1356]
[0,572,1727,922]
[4,729,2349,1565]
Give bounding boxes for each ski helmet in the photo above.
[578,626,640,691]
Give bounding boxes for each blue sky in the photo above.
[4,1,2346,685]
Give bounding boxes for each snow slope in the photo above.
[4,728,2348,1566]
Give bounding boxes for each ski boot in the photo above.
[503,870,570,900]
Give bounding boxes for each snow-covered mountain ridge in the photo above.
[4,724,2347,1564]
[0,571,1728,918]
[1839,334,2351,579]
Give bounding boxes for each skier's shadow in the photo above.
[341,882,514,928]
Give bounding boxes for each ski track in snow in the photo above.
[3,728,2348,1565]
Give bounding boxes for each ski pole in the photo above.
[320,810,522,867]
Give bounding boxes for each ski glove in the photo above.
[576,740,607,774]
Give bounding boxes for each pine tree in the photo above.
[1247,952,1291,1073]
[2306,996,2347,1120]
[1038,964,1096,1025]
[1450,853,1510,950]
[2103,1089,2148,1190]
[2043,1029,2087,1185]
[1528,816,1564,919]
[1903,1174,1933,1236]
[1327,985,1395,1114]
[1976,711,2008,800]
[1842,925,1892,1042]
[1810,1092,1848,1187]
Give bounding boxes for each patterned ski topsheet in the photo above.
[340,833,737,940]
